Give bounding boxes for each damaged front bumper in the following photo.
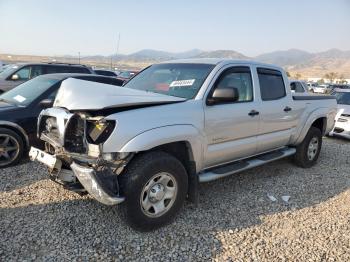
[70,162,125,205]
[329,115,350,140]
[29,147,125,205]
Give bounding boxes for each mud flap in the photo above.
[187,161,199,206]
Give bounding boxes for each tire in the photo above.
[294,127,322,168]
[119,151,188,231]
[0,128,24,168]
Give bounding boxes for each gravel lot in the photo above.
[1,137,350,261]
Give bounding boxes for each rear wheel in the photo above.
[294,127,322,168]
[119,151,188,231]
[0,128,24,168]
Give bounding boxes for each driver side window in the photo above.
[12,66,30,81]
[212,67,253,102]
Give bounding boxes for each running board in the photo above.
[198,147,296,183]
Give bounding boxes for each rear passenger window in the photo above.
[257,68,286,101]
[213,66,253,102]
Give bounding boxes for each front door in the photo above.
[203,66,260,168]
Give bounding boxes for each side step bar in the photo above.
[199,147,296,183]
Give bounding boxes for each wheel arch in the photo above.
[293,107,333,145]
[118,125,204,172]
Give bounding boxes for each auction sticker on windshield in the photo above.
[13,95,26,103]
[169,79,195,87]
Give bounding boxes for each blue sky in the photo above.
[0,0,349,56]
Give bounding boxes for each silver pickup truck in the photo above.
[30,59,337,230]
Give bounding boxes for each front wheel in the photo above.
[294,126,322,168]
[119,151,188,231]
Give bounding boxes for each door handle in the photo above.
[284,106,292,112]
[248,110,260,116]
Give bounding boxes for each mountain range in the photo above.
[1,48,349,78]
[79,48,350,78]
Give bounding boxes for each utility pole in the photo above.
[78,52,80,64]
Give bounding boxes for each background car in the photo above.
[329,88,350,139]
[328,84,349,93]
[0,73,123,167]
[0,62,95,93]
[116,70,139,81]
[290,79,308,93]
[94,69,118,77]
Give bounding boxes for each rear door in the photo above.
[203,66,259,168]
[255,68,299,152]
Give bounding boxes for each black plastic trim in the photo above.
[293,95,335,100]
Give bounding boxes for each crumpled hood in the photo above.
[54,78,186,111]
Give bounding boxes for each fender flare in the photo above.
[119,125,205,171]
[293,108,330,145]
[0,121,30,149]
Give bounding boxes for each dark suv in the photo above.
[0,63,94,93]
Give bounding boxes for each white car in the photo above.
[290,79,308,93]
[313,84,328,94]
[329,89,350,139]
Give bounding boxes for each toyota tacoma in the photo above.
[29,59,337,230]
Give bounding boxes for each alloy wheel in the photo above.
[0,134,20,167]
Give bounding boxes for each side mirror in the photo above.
[39,99,54,108]
[11,74,19,80]
[207,87,239,105]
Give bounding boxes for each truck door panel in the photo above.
[256,68,298,152]
[203,66,259,168]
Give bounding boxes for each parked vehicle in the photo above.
[310,83,327,94]
[328,84,350,93]
[0,63,95,94]
[307,82,318,92]
[0,73,123,167]
[329,88,350,139]
[94,69,118,77]
[116,70,139,81]
[290,79,308,93]
[30,59,337,230]
[0,64,11,73]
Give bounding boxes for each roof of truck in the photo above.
[161,58,283,70]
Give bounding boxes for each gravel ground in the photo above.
[1,137,350,261]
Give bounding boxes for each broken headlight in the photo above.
[86,120,116,144]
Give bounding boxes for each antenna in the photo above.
[115,33,121,70]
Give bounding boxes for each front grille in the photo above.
[64,114,87,153]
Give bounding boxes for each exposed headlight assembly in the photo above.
[86,120,116,144]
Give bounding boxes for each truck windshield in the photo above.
[335,92,350,105]
[123,63,215,99]
[0,76,60,106]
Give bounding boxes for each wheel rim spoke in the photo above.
[158,175,171,186]
[142,196,153,211]
[152,200,166,215]
[1,136,10,146]
[2,152,10,160]
[5,146,17,152]
[164,186,176,199]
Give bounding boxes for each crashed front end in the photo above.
[29,107,131,205]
